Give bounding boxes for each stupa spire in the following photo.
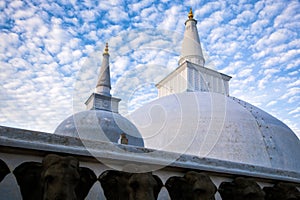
[103,42,109,55]
[85,43,121,112]
[188,7,193,19]
[178,8,205,66]
[96,43,111,96]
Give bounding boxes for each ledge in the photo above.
[0,126,299,183]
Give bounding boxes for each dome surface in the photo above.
[55,110,144,147]
[128,92,300,172]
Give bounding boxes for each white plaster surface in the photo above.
[179,19,205,67]
[54,109,144,147]
[0,173,22,200]
[0,153,40,200]
[128,91,300,173]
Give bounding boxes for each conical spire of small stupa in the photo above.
[178,8,205,67]
[96,43,111,96]
[85,43,121,112]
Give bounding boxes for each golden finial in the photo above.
[103,42,109,55]
[188,7,193,19]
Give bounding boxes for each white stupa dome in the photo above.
[128,9,300,172]
[54,110,144,147]
[128,92,300,172]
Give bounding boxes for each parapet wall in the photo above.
[0,126,299,199]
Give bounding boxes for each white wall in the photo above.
[157,62,230,98]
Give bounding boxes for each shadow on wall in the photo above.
[0,155,299,199]
[0,159,10,182]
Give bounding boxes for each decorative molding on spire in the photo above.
[85,93,121,113]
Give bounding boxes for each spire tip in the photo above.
[103,42,109,55]
[188,7,193,19]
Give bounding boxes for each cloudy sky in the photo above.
[0,0,299,138]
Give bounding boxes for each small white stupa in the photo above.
[55,43,144,147]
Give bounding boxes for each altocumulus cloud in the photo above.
[0,0,299,138]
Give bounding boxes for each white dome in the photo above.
[128,92,300,172]
[54,110,144,147]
